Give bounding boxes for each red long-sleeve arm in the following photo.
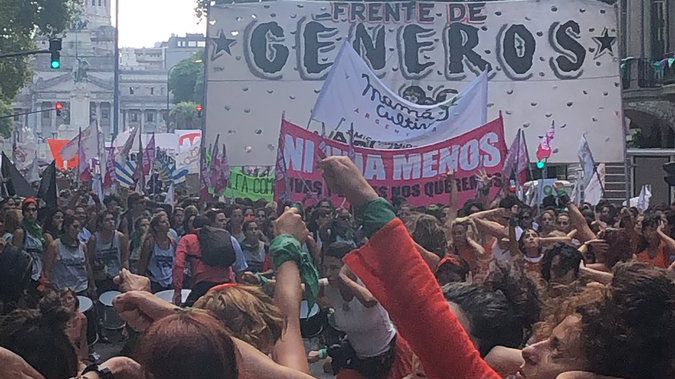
[173,236,188,291]
[344,218,500,379]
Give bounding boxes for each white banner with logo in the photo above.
[205,0,623,165]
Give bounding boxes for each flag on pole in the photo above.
[143,133,156,176]
[200,146,211,201]
[61,121,99,161]
[274,120,289,204]
[212,143,230,194]
[26,152,40,184]
[165,181,175,206]
[636,185,652,213]
[536,123,556,162]
[117,126,138,159]
[502,129,530,185]
[1,152,34,197]
[577,134,597,188]
[347,123,356,161]
[37,161,57,209]
[103,147,116,189]
[78,131,92,182]
[92,173,104,203]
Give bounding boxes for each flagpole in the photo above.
[152,132,156,196]
[77,126,82,188]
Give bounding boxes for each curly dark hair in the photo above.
[443,282,525,356]
[540,243,583,282]
[0,291,79,378]
[578,262,675,379]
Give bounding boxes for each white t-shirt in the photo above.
[325,279,396,358]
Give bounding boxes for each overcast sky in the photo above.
[111,0,206,48]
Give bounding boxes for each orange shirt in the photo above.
[636,243,669,269]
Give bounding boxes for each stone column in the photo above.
[140,108,145,133]
[96,102,102,124]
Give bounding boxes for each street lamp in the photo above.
[166,64,178,132]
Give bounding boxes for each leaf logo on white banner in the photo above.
[311,43,488,145]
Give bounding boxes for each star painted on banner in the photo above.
[211,30,236,57]
[592,28,616,59]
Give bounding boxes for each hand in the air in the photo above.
[318,156,378,207]
[113,290,175,332]
[274,207,309,243]
[114,268,151,293]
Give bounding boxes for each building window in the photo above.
[150,87,155,95]
[92,0,95,6]
[188,41,197,47]
[129,87,135,95]
[651,0,669,59]
[130,112,138,122]
[146,112,154,122]
[102,108,109,120]
[197,41,206,47]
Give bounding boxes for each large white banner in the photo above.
[312,43,488,146]
[205,0,623,165]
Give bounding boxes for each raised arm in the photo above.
[119,233,130,270]
[657,221,675,254]
[338,265,377,307]
[567,203,596,243]
[320,156,500,379]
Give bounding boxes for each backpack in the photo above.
[197,226,236,268]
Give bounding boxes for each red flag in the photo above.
[502,129,530,185]
[103,147,116,189]
[78,138,92,182]
[536,123,555,161]
[143,134,156,175]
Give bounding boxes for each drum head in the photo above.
[77,296,93,313]
[98,290,122,306]
[300,300,319,319]
[155,289,191,304]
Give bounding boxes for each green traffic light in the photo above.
[51,60,60,69]
[536,160,546,169]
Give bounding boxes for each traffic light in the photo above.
[664,162,675,186]
[536,159,547,170]
[49,39,62,70]
[196,104,203,118]
[55,102,63,116]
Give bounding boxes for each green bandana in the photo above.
[271,234,320,309]
[23,220,44,243]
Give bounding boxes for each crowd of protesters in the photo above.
[0,157,674,379]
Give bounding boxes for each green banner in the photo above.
[224,167,275,201]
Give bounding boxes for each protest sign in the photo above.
[275,117,507,207]
[224,167,275,201]
[206,0,623,165]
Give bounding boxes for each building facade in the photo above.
[9,1,205,156]
[620,0,675,205]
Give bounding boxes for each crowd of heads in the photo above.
[0,168,673,379]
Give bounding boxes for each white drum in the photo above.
[155,289,191,305]
[77,296,97,345]
[98,291,124,330]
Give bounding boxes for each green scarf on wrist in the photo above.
[23,220,44,243]
[271,234,320,309]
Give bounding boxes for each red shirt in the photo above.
[636,243,670,269]
[172,234,233,290]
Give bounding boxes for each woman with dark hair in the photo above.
[538,209,557,237]
[541,243,583,285]
[447,217,486,277]
[435,255,470,286]
[87,211,130,294]
[0,292,79,379]
[139,212,175,293]
[60,288,88,362]
[129,217,150,273]
[135,309,239,379]
[240,220,268,273]
[635,215,675,268]
[42,208,65,248]
[43,214,96,297]
[172,206,185,237]
[319,241,413,379]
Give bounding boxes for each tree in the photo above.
[169,101,202,131]
[168,53,204,105]
[0,0,79,137]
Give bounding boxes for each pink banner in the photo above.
[276,117,508,208]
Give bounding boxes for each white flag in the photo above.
[584,163,606,206]
[164,181,175,206]
[61,121,101,161]
[577,134,596,188]
[311,43,488,146]
[636,185,652,213]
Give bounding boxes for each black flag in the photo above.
[1,152,34,198]
[37,161,58,209]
